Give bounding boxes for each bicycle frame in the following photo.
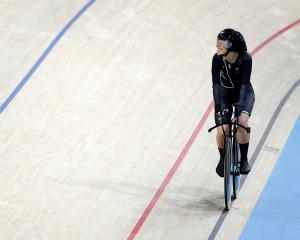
[208,105,250,210]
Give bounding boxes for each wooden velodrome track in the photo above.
[0,1,299,239]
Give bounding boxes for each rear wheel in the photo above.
[224,138,233,210]
[233,138,241,199]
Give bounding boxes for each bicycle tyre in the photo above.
[224,137,233,210]
[232,137,241,199]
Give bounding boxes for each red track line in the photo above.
[128,101,214,240]
[251,18,300,56]
[127,18,300,240]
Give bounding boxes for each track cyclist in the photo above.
[212,28,255,177]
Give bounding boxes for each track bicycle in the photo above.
[208,104,250,210]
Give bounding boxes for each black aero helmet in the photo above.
[217,28,247,52]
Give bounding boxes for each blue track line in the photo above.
[208,78,300,240]
[0,0,96,114]
[240,115,300,240]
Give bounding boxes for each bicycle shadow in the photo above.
[45,176,225,215]
[160,186,225,215]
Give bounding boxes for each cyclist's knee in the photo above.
[217,125,229,135]
[217,127,224,138]
[238,113,249,127]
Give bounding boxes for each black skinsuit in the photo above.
[212,51,255,124]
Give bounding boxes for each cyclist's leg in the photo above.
[216,102,232,148]
[237,92,255,174]
[216,127,225,177]
[237,112,250,143]
[215,103,232,177]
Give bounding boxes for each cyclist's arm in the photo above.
[237,56,252,107]
[212,54,222,112]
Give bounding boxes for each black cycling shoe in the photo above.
[216,159,224,177]
[240,160,251,174]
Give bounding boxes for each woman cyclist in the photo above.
[212,28,255,177]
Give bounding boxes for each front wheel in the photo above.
[232,139,241,199]
[224,138,233,210]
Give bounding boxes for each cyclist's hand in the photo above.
[222,108,229,115]
[214,112,222,125]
